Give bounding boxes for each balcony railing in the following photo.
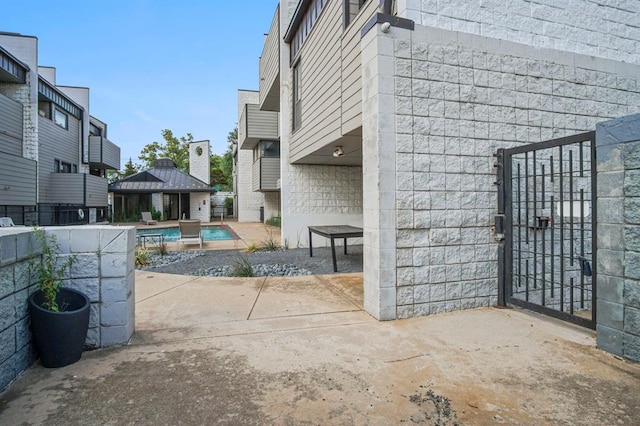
[239,104,279,150]
[48,173,108,207]
[0,154,36,206]
[89,135,121,170]
[259,6,280,112]
[252,157,280,192]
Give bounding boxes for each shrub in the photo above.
[228,255,254,277]
[243,242,260,253]
[30,228,76,312]
[265,216,281,227]
[135,248,151,267]
[260,229,280,251]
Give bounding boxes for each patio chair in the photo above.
[0,217,23,227]
[140,212,158,226]
[178,219,203,249]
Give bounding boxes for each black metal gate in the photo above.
[496,132,596,329]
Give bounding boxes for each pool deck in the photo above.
[112,219,281,252]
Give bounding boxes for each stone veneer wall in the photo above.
[0,226,135,391]
[361,22,640,320]
[596,113,640,362]
[397,0,640,65]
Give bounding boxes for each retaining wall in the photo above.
[0,225,135,390]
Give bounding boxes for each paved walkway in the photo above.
[1,271,639,424]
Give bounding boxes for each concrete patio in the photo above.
[1,270,639,424]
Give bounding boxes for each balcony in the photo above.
[252,157,280,192]
[259,6,280,112]
[89,135,121,170]
[48,173,108,206]
[0,154,36,206]
[238,104,279,150]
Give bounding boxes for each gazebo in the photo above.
[109,158,216,222]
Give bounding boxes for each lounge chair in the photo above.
[140,212,158,226]
[0,217,24,227]
[178,219,203,249]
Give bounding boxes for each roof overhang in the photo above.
[0,45,29,84]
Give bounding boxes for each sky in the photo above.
[2,0,280,165]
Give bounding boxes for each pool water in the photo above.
[137,225,234,242]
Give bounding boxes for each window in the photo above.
[53,108,68,129]
[289,0,329,61]
[89,123,102,136]
[258,141,280,159]
[344,0,369,27]
[293,61,301,131]
[54,159,75,173]
[38,102,51,119]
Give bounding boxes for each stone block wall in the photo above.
[0,226,135,391]
[596,113,640,362]
[397,0,640,65]
[281,164,364,249]
[361,21,640,320]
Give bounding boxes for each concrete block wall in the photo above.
[237,148,265,223]
[264,192,280,223]
[0,226,135,391]
[596,113,640,362]
[189,193,211,222]
[281,164,363,249]
[396,0,640,65]
[361,22,640,320]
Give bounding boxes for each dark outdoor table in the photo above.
[308,225,363,272]
[136,233,165,248]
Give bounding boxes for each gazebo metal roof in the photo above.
[109,159,215,194]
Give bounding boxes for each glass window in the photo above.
[90,123,102,136]
[38,102,51,119]
[53,108,68,129]
[293,62,302,131]
[260,141,280,158]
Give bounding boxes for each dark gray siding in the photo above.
[259,6,280,111]
[39,116,80,203]
[252,157,280,192]
[48,173,107,206]
[89,136,121,170]
[0,153,36,205]
[85,174,108,206]
[0,94,23,156]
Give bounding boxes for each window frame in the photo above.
[292,60,302,132]
[53,107,68,130]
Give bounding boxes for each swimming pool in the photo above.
[137,225,235,242]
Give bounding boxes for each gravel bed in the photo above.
[138,245,363,277]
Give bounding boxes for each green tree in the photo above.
[108,157,140,183]
[221,127,236,183]
[138,129,193,171]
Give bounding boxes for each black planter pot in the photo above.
[29,287,90,368]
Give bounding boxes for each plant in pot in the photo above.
[224,197,234,216]
[28,228,90,368]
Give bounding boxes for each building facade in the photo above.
[240,1,640,323]
[0,32,120,226]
